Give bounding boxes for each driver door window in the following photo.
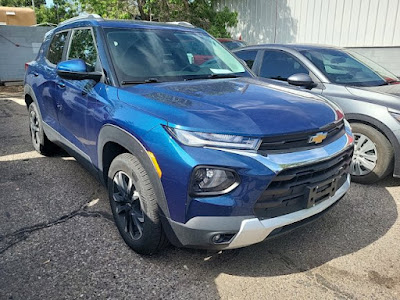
[67,28,99,72]
[260,50,309,81]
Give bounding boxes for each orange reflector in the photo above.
[147,151,162,178]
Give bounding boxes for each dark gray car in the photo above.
[234,45,400,184]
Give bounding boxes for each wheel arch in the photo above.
[346,113,400,177]
[97,124,170,218]
[24,84,39,110]
[24,84,46,145]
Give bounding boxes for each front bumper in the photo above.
[164,174,350,249]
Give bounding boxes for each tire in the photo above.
[350,123,394,184]
[28,102,58,156]
[108,153,168,255]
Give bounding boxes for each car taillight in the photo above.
[25,62,29,70]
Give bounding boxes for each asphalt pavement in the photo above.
[1,86,399,299]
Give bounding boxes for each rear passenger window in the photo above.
[235,50,258,69]
[47,31,68,65]
[68,29,98,72]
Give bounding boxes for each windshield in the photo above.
[104,28,249,84]
[346,50,399,84]
[300,48,388,87]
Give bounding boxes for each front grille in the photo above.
[254,147,353,220]
[258,120,344,153]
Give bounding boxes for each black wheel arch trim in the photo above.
[97,124,170,218]
[24,84,46,145]
[346,113,400,177]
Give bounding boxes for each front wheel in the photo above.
[350,123,393,184]
[108,153,168,255]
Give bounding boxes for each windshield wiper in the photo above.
[121,78,159,85]
[207,73,239,79]
[184,73,240,81]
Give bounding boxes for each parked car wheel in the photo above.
[108,153,168,255]
[350,123,393,184]
[28,102,58,155]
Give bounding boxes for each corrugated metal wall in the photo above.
[0,26,52,83]
[216,0,400,47]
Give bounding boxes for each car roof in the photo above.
[234,43,344,52]
[217,38,243,42]
[53,17,204,33]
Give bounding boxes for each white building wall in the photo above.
[216,0,400,46]
[216,0,400,75]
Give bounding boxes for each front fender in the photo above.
[346,113,400,177]
[97,124,170,218]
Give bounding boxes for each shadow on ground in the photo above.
[1,92,399,299]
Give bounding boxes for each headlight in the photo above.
[166,127,260,150]
[390,111,400,123]
[190,166,239,196]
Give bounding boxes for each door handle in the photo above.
[57,81,66,89]
[33,72,39,77]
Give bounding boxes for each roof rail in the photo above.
[166,21,195,28]
[59,14,103,26]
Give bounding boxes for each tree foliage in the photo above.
[3,0,238,37]
[0,0,45,8]
[35,0,77,24]
[76,0,138,20]
[77,0,237,38]
[139,0,237,37]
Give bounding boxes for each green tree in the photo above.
[0,0,45,8]
[35,0,78,24]
[76,0,137,20]
[139,0,237,37]
[76,0,237,38]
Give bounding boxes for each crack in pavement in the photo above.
[268,250,355,299]
[0,202,114,255]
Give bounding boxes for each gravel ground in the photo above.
[1,86,399,299]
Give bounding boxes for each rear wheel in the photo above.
[108,153,168,255]
[350,123,393,184]
[28,102,58,156]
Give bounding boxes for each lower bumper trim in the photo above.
[164,174,350,250]
[226,174,350,249]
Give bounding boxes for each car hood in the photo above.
[345,84,400,109]
[361,83,400,97]
[117,77,338,136]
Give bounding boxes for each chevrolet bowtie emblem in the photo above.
[309,132,328,144]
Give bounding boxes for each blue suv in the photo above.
[24,15,354,254]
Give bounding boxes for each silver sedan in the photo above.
[235,45,400,184]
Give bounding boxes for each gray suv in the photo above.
[235,44,400,184]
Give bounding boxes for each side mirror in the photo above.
[56,59,102,82]
[287,73,315,88]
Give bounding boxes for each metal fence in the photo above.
[0,26,53,83]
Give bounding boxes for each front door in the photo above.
[55,27,101,156]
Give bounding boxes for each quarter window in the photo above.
[47,31,68,65]
[235,50,258,69]
[260,50,309,81]
[68,29,98,72]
